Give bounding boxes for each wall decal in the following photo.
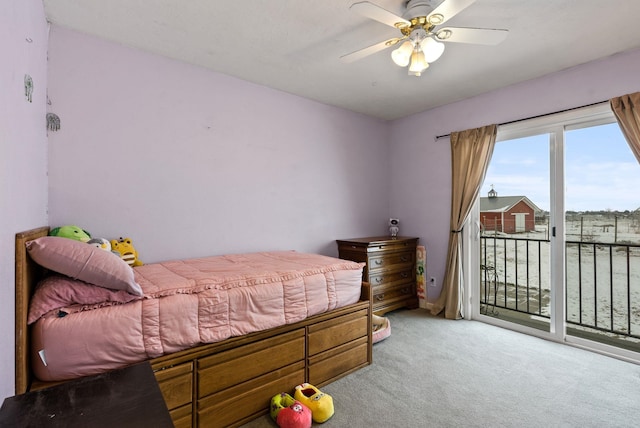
[46,113,61,131]
[24,74,33,103]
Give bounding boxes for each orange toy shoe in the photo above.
[293,383,334,423]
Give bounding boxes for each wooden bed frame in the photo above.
[15,227,372,428]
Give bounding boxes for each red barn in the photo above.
[480,188,541,233]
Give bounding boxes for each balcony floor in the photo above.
[481,304,640,354]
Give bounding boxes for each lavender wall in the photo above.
[46,27,390,263]
[389,48,640,305]
[5,8,640,399]
[0,0,48,399]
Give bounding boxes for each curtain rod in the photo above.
[433,99,609,141]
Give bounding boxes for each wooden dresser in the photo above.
[337,236,419,315]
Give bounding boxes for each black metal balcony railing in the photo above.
[480,235,640,343]
[481,236,550,318]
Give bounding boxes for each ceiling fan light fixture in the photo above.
[428,13,444,25]
[391,40,414,66]
[408,49,428,76]
[435,28,453,41]
[420,37,445,63]
[343,0,509,77]
[408,65,428,77]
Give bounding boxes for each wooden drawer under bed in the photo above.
[150,298,372,428]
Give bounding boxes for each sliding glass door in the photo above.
[564,123,640,355]
[469,104,640,359]
[477,133,553,334]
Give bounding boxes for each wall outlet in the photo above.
[429,277,436,287]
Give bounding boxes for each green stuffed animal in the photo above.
[49,225,92,242]
[111,237,143,267]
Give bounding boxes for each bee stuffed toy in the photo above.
[110,237,143,267]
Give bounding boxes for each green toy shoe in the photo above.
[293,383,334,423]
[270,392,312,428]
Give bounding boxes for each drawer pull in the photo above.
[375,277,384,284]
[400,256,408,262]
[401,287,410,294]
[375,294,385,301]
[374,260,383,266]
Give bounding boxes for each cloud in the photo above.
[485,148,640,212]
[493,156,538,166]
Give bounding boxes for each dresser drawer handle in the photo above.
[401,272,409,278]
[375,294,385,301]
[401,287,410,294]
[375,277,384,284]
[400,256,408,262]
[374,260,383,266]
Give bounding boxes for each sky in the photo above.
[481,122,640,212]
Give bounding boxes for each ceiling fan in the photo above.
[341,0,508,76]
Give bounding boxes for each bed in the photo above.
[15,227,373,428]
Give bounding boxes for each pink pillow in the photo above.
[26,236,143,297]
[28,275,143,324]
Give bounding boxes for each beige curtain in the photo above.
[430,124,497,319]
[610,92,640,163]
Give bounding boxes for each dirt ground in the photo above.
[481,214,640,336]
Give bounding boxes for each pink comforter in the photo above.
[31,251,364,381]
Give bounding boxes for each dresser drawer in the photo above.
[154,362,193,411]
[308,337,369,386]
[197,362,305,428]
[373,282,415,306]
[368,250,415,273]
[169,404,193,428]
[307,309,368,356]
[335,250,368,264]
[369,268,415,287]
[197,329,305,398]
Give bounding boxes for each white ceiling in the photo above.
[42,0,640,120]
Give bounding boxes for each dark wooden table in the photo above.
[0,362,174,428]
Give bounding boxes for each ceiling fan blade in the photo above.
[428,0,476,26]
[436,27,508,45]
[350,1,411,29]
[340,38,402,63]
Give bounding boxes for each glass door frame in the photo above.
[465,103,618,346]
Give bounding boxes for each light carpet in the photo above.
[241,309,640,428]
